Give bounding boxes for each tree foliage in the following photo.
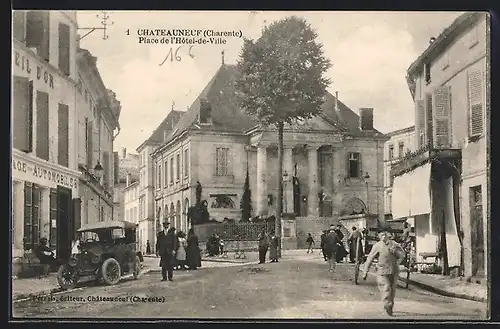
[235,16,332,126]
[240,168,252,222]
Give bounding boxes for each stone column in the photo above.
[283,147,294,214]
[307,146,319,217]
[256,146,267,216]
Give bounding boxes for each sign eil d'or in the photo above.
[12,158,78,190]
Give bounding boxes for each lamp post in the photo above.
[363,172,370,214]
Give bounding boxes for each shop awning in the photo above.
[392,162,432,219]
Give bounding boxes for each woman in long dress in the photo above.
[187,228,201,270]
[176,231,187,270]
[269,232,279,263]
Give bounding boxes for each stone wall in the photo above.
[295,216,341,249]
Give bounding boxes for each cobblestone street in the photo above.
[12,254,486,320]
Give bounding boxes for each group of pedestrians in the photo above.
[155,221,202,282]
[258,229,279,264]
[313,225,364,264]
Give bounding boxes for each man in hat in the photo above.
[323,225,339,273]
[362,229,406,316]
[34,237,56,277]
[156,221,176,282]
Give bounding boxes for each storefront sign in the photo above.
[13,50,55,89]
[12,158,78,189]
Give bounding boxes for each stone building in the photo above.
[12,11,82,270]
[123,180,140,249]
[76,48,121,227]
[136,110,184,254]
[393,12,489,279]
[113,148,139,222]
[383,126,415,219]
[151,63,388,243]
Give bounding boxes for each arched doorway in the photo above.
[341,197,367,216]
[176,200,181,232]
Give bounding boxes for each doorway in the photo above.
[56,186,72,260]
[470,185,484,277]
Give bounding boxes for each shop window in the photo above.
[49,188,57,249]
[23,182,41,251]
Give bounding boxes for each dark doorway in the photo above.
[56,186,72,260]
[470,185,484,277]
[293,176,301,216]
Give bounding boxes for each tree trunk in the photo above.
[276,122,284,258]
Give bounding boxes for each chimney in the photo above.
[126,173,131,187]
[359,108,374,131]
[335,91,339,112]
[122,147,126,159]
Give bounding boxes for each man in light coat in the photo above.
[362,230,406,316]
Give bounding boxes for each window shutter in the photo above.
[58,103,69,167]
[87,120,93,168]
[73,198,82,237]
[432,86,452,148]
[425,93,434,147]
[346,152,351,178]
[58,23,70,76]
[23,182,33,250]
[415,100,425,148]
[40,11,50,61]
[13,76,32,152]
[49,188,57,249]
[36,91,49,160]
[468,70,483,137]
[13,11,26,42]
[25,11,43,48]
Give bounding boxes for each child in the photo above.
[306,233,315,253]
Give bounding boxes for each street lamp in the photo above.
[363,172,370,214]
[282,171,289,214]
[93,162,104,181]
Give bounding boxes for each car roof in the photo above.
[77,220,138,233]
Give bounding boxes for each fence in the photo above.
[193,221,275,243]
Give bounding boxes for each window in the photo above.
[49,189,57,248]
[176,154,180,181]
[425,93,434,147]
[36,91,49,160]
[387,191,392,213]
[184,149,189,177]
[415,99,426,149]
[468,70,484,138]
[424,63,431,85]
[210,195,235,209]
[215,147,229,176]
[398,142,405,158]
[388,145,394,160]
[23,182,40,251]
[433,86,452,148]
[13,11,26,42]
[58,23,70,76]
[347,152,362,178]
[13,76,33,152]
[85,118,93,168]
[102,151,110,188]
[157,164,162,189]
[26,11,50,61]
[58,103,69,167]
[170,157,174,184]
[164,160,168,186]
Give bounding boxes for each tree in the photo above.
[240,168,252,222]
[236,16,332,258]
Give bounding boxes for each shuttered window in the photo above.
[26,11,50,61]
[433,86,452,148]
[415,99,426,149]
[164,160,168,186]
[13,11,26,42]
[184,149,189,177]
[425,93,434,147]
[13,76,33,152]
[36,91,49,160]
[86,119,93,168]
[176,154,180,181]
[58,103,69,167]
[468,70,484,138]
[170,157,174,183]
[157,164,162,189]
[215,147,229,176]
[23,182,41,251]
[58,23,70,76]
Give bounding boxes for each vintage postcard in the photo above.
[11,10,490,320]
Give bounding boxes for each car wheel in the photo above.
[57,264,79,290]
[101,258,121,285]
[133,256,141,279]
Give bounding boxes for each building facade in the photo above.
[76,48,120,227]
[123,181,141,249]
[136,110,183,254]
[393,12,489,278]
[113,148,139,222]
[383,126,415,218]
[12,11,82,271]
[150,64,388,241]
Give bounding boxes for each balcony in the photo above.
[390,145,461,179]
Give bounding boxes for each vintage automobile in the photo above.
[57,221,143,290]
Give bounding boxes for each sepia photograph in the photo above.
[10,10,490,320]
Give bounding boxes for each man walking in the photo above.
[362,230,406,316]
[320,230,328,261]
[156,221,177,282]
[323,226,339,273]
[258,229,269,264]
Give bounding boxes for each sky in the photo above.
[76,11,463,153]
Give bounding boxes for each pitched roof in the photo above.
[137,110,184,151]
[164,64,384,144]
